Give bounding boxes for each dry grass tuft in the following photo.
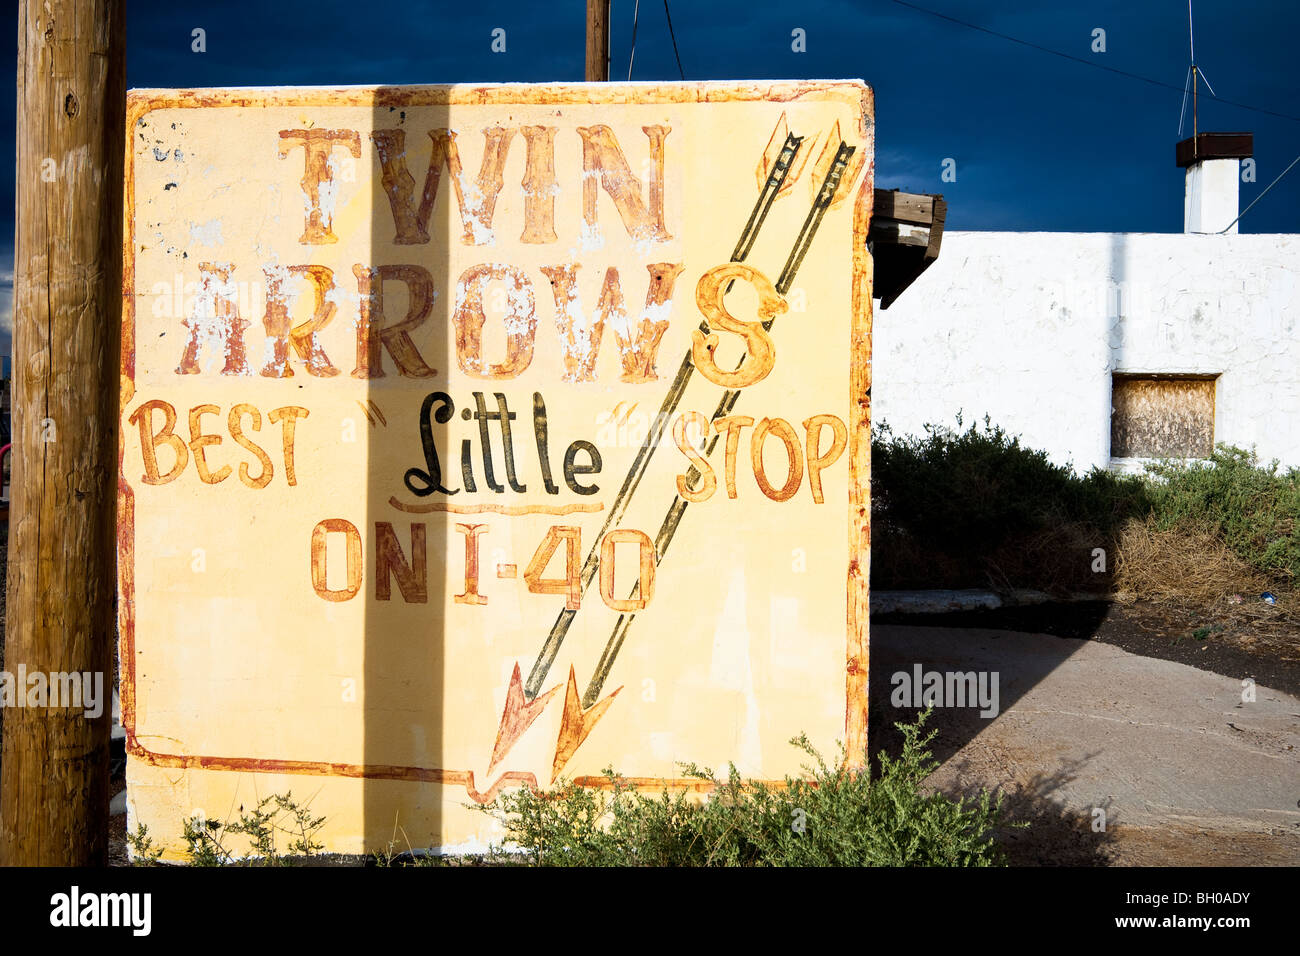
[1113,515,1292,621]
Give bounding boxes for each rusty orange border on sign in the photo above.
[117,80,874,801]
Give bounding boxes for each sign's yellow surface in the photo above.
[120,80,874,855]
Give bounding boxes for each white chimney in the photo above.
[1177,132,1253,234]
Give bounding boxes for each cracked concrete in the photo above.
[871,624,1300,864]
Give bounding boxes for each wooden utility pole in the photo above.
[585,0,610,81]
[1,0,125,865]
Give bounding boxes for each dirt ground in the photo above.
[869,604,1300,868]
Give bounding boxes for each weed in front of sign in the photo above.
[129,792,327,865]
[125,823,164,865]
[476,710,1021,866]
[127,715,1017,866]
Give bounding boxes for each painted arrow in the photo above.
[519,128,809,703]
[487,127,852,779]
[551,666,622,782]
[486,662,561,776]
[581,141,859,708]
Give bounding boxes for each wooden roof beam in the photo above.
[869,188,947,309]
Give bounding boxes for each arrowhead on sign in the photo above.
[808,119,866,209]
[551,666,622,784]
[487,662,561,775]
[756,111,816,198]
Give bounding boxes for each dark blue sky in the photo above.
[3,0,1298,312]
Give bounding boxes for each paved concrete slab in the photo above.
[870,625,1300,864]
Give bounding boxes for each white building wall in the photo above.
[872,232,1300,473]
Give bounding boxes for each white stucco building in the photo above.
[874,133,1299,472]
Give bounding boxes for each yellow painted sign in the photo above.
[119,80,874,855]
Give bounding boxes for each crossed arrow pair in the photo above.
[488,114,863,781]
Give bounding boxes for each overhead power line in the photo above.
[663,0,686,80]
[887,0,1300,124]
[627,0,640,80]
[1219,150,1300,232]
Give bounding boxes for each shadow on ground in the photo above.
[867,606,1118,865]
[867,616,1300,867]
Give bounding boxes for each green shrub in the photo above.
[479,710,1017,866]
[870,415,1149,591]
[874,416,1069,553]
[872,415,1147,550]
[178,792,326,866]
[871,416,1300,592]
[1144,445,1300,581]
[126,822,164,865]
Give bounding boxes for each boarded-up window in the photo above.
[1111,374,1217,458]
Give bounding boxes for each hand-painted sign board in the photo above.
[119,80,874,855]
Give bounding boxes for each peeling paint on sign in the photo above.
[120,80,874,856]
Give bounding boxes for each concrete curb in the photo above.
[872,589,1123,614]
